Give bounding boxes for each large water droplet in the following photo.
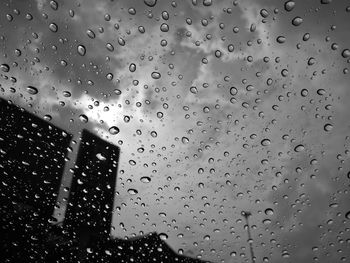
[26,86,38,95]
[260,9,269,18]
[160,23,169,32]
[79,114,88,123]
[284,1,295,11]
[230,87,238,96]
[109,126,120,135]
[345,211,350,219]
[144,0,157,7]
[151,131,158,137]
[127,188,138,195]
[276,36,286,44]
[190,86,198,94]
[140,176,151,183]
[50,0,58,10]
[181,137,189,144]
[341,49,350,58]
[324,123,333,132]
[151,72,161,79]
[86,29,96,39]
[49,23,58,32]
[203,0,212,6]
[96,153,106,161]
[159,233,168,240]
[129,63,136,72]
[294,144,305,152]
[292,16,303,26]
[265,208,274,216]
[261,139,271,146]
[0,64,10,72]
[77,45,86,56]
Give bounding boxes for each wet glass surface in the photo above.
[1,0,350,262]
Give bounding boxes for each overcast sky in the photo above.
[1,0,350,262]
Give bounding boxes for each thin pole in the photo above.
[242,211,255,263]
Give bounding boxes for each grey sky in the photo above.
[0,0,350,262]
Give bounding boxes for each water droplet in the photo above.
[281,69,289,77]
[324,123,333,132]
[227,44,234,52]
[294,144,305,152]
[265,208,274,216]
[321,0,332,4]
[14,49,21,57]
[106,43,114,52]
[129,63,136,72]
[263,219,272,225]
[160,23,169,32]
[284,1,295,12]
[260,9,269,18]
[127,188,138,195]
[106,73,114,81]
[203,106,210,113]
[124,115,130,123]
[49,23,58,32]
[151,72,161,79]
[86,29,96,39]
[203,0,212,6]
[261,139,271,146]
[44,115,52,121]
[50,0,58,10]
[159,233,168,240]
[0,64,10,72]
[190,86,198,94]
[96,153,106,161]
[317,89,326,95]
[215,50,222,58]
[307,57,316,66]
[203,235,211,240]
[181,137,189,144]
[303,33,310,41]
[162,11,169,20]
[109,126,120,135]
[301,88,308,97]
[63,91,71,97]
[151,131,158,138]
[140,176,151,183]
[25,13,33,20]
[77,45,86,56]
[230,87,238,96]
[341,49,350,58]
[26,86,38,95]
[6,14,13,22]
[144,0,157,7]
[114,89,122,95]
[276,36,286,44]
[79,114,88,123]
[292,16,303,26]
[118,37,125,46]
[345,211,350,219]
[128,7,136,15]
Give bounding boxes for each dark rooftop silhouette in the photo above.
[0,97,211,263]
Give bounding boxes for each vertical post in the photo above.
[242,211,255,263]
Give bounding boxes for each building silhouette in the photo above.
[64,129,120,245]
[0,98,72,261]
[0,97,210,263]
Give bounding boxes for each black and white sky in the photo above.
[1,0,350,262]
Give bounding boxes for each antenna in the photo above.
[241,211,255,263]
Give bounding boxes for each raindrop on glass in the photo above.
[26,86,38,95]
[77,45,86,56]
